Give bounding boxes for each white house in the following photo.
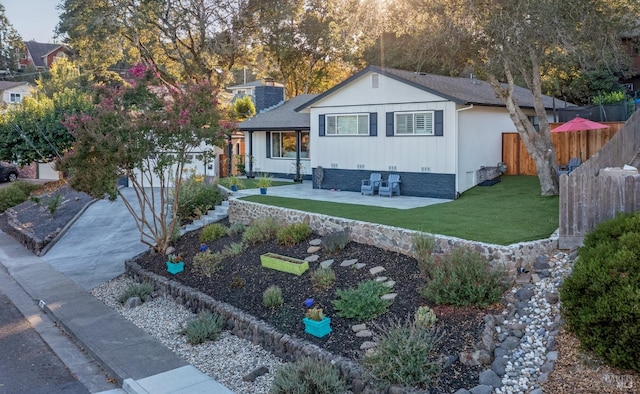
[239,66,572,199]
[0,81,31,107]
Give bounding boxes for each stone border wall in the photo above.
[228,199,559,279]
[125,259,369,392]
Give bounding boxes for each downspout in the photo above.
[454,104,474,198]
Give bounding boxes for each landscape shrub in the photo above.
[322,230,349,253]
[46,194,63,215]
[332,280,391,321]
[182,311,225,345]
[412,233,436,274]
[310,267,336,290]
[270,357,348,394]
[199,223,227,242]
[242,216,279,245]
[117,282,154,304]
[263,285,284,308]
[192,250,225,278]
[419,246,506,307]
[12,180,40,196]
[177,177,223,221]
[0,186,27,213]
[414,305,437,329]
[223,242,245,256]
[362,317,442,388]
[229,276,245,289]
[560,212,640,372]
[227,222,246,236]
[276,222,312,246]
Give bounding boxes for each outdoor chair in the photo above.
[558,157,581,175]
[379,174,401,197]
[361,173,382,195]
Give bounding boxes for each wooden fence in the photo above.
[558,112,640,249]
[502,122,623,175]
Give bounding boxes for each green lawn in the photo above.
[240,176,558,246]
[218,177,291,189]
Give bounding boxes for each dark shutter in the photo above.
[386,112,394,136]
[369,112,377,136]
[319,114,325,136]
[434,110,444,136]
[266,132,271,158]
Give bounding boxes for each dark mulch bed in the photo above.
[137,219,502,393]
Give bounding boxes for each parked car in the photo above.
[0,163,18,182]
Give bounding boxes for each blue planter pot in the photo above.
[166,261,184,274]
[303,317,332,337]
[260,187,267,195]
[231,185,238,192]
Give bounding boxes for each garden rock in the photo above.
[515,287,534,302]
[499,336,520,351]
[380,293,397,301]
[479,369,502,388]
[352,323,367,332]
[383,280,395,288]
[360,341,377,350]
[374,276,387,282]
[515,273,531,284]
[459,350,491,366]
[491,356,507,376]
[454,390,471,394]
[340,259,357,267]
[320,259,334,268]
[369,266,385,275]
[124,296,142,308]
[545,292,559,304]
[305,254,319,262]
[469,385,492,394]
[307,246,321,253]
[309,239,322,246]
[355,263,367,269]
[533,255,550,271]
[242,366,269,382]
[355,330,372,338]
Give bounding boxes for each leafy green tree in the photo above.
[232,95,255,120]
[60,63,224,253]
[0,4,24,72]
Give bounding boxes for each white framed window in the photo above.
[271,131,310,158]
[10,93,21,103]
[395,112,434,135]
[326,114,369,135]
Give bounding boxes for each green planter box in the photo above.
[166,261,184,274]
[260,253,309,276]
[303,317,332,337]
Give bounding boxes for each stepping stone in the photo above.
[355,263,367,270]
[340,259,358,267]
[320,259,334,268]
[352,323,367,332]
[307,246,321,253]
[305,255,320,262]
[383,280,395,288]
[243,366,269,382]
[381,293,397,301]
[356,330,373,337]
[309,239,322,246]
[369,266,386,276]
[375,276,388,282]
[360,341,377,350]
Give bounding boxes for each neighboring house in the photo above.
[19,41,70,71]
[238,94,317,179]
[227,79,285,113]
[0,81,31,107]
[240,65,572,199]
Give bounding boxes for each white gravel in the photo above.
[91,276,284,394]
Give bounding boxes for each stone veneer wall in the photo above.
[124,259,369,392]
[228,199,559,279]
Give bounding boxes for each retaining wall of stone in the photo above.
[228,199,558,279]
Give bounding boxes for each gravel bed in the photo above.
[91,276,285,394]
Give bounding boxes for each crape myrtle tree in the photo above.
[60,63,224,254]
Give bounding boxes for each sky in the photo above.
[3,0,60,43]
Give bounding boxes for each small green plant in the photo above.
[12,180,40,196]
[167,253,183,263]
[419,246,507,307]
[223,242,245,256]
[362,316,442,388]
[414,306,437,329]
[310,267,336,290]
[560,212,640,372]
[199,222,227,242]
[263,285,284,308]
[412,233,436,273]
[322,230,349,253]
[256,173,273,189]
[225,175,244,189]
[192,250,225,277]
[305,307,325,321]
[227,222,246,236]
[332,280,391,321]
[117,282,154,304]
[182,311,225,345]
[242,216,279,245]
[270,357,348,394]
[0,186,27,213]
[229,276,245,289]
[276,222,312,246]
[46,194,63,215]
[177,175,223,220]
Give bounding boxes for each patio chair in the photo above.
[379,174,401,197]
[361,173,382,195]
[558,157,581,175]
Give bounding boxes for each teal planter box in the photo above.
[166,261,184,274]
[261,253,309,276]
[303,317,332,338]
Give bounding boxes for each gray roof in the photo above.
[0,81,28,91]
[296,65,573,111]
[238,94,318,131]
[24,41,65,68]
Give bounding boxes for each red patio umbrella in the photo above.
[551,116,609,160]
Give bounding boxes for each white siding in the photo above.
[244,132,312,176]
[1,84,31,105]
